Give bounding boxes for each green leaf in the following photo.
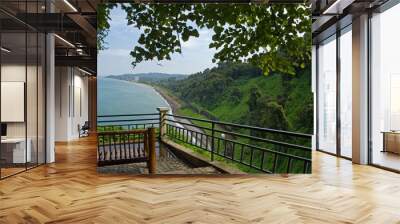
[98,3,311,75]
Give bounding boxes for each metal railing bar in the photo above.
[98,118,160,123]
[164,118,310,151]
[164,118,213,131]
[273,154,279,172]
[165,123,311,162]
[166,114,311,138]
[98,122,160,127]
[260,151,265,170]
[169,132,272,173]
[213,129,311,151]
[124,133,127,159]
[219,137,310,162]
[98,129,148,135]
[98,113,159,117]
[215,151,273,174]
[240,145,245,163]
[249,148,254,167]
[287,158,292,173]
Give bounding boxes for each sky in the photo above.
[98,6,216,76]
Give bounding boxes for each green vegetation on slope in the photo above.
[161,62,313,135]
[156,63,312,173]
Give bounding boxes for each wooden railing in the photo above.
[97,128,156,174]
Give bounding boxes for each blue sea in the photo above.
[97,77,170,116]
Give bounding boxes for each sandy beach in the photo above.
[152,85,182,114]
[150,84,211,148]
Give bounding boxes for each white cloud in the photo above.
[199,29,211,35]
[100,48,131,57]
[181,38,197,49]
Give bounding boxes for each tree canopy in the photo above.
[97,3,311,75]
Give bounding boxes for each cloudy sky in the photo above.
[98,6,217,76]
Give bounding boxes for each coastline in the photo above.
[149,84,209,138]
[151,85,182,115]
[103,77,178,114]
[105,78,205,135]
[103,78,213,160]
[151,84,209,145]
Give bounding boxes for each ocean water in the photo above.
[97,77,170,116]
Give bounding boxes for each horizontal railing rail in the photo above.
[168,114,311,138]
[97,113,160,131]
[98,118,159,123]
[98,113,160,118]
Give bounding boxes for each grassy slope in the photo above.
[210,74,283,125]
[178,72,312,132]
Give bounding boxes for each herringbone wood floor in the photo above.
[1,136,400,224]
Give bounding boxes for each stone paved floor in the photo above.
[97,156,220,174]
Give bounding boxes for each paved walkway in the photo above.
[97,155,221,174]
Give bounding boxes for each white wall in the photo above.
[1,63,46,164]
[71,73,89,138]
[1,65,26,138]
[55,66,69,141]
[54,67,89,141]
[1,65,44,137]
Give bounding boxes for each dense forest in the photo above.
[160,62,313,134]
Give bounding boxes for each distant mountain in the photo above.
[107,73,187,83]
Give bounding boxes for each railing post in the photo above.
[144,131,149,155]
[157,107,169,138]
[148,127,157,174]
[211,122,215,161]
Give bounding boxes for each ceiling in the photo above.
[311,0,391,43]
[0,0,99,74]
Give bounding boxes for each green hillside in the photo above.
[161,63,313,134]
